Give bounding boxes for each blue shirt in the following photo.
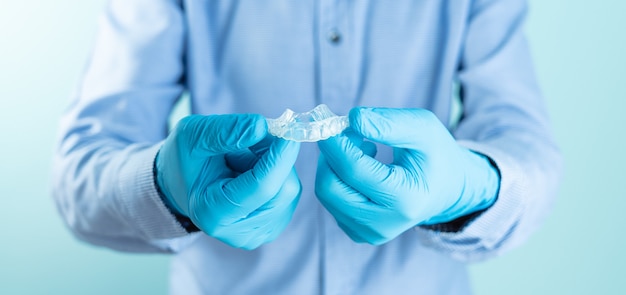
[52,0,562,294]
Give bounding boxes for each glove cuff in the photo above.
[419,209,487,233]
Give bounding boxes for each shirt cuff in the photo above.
[114,144,191,240]
[415,140,526,261]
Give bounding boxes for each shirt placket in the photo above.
[317,1,358,295]
[317,0,356,117]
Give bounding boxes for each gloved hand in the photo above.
[315,107,500,245]
[155,114,301,250]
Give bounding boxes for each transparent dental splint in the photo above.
[266,104,349,142]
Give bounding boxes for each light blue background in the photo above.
[0,1,624,294]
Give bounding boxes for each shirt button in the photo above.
[327,30,342,44]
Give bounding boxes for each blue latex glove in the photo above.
[316,107,500,245]
[156,114,301,250]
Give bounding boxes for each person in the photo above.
[52,0,563,294]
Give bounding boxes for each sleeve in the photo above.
[415,0,563,262]
[51,0,200,253]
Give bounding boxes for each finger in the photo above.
[225,150,258,173]
[344,130,378,158]
[314,170,366,244]
[221,139,300,214]
[195,165,299,237]
[349,107,447,150]
[336,220,367,243]
[245,168,301,218]
[220,172,300,249]
[224,135,281,173]
[361,141,377,158]
[318,134,402,206]
[177,114,267,155]
[248,135,274,156]
[315,153,371,209]
[315,155,388,243]
[237,184,301,250]
[343,129,377,158]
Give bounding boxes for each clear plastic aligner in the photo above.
[266,104,349,142]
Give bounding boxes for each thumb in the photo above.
[221,139,300,214]
[349,107,446,149]
[177,114,267,155]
